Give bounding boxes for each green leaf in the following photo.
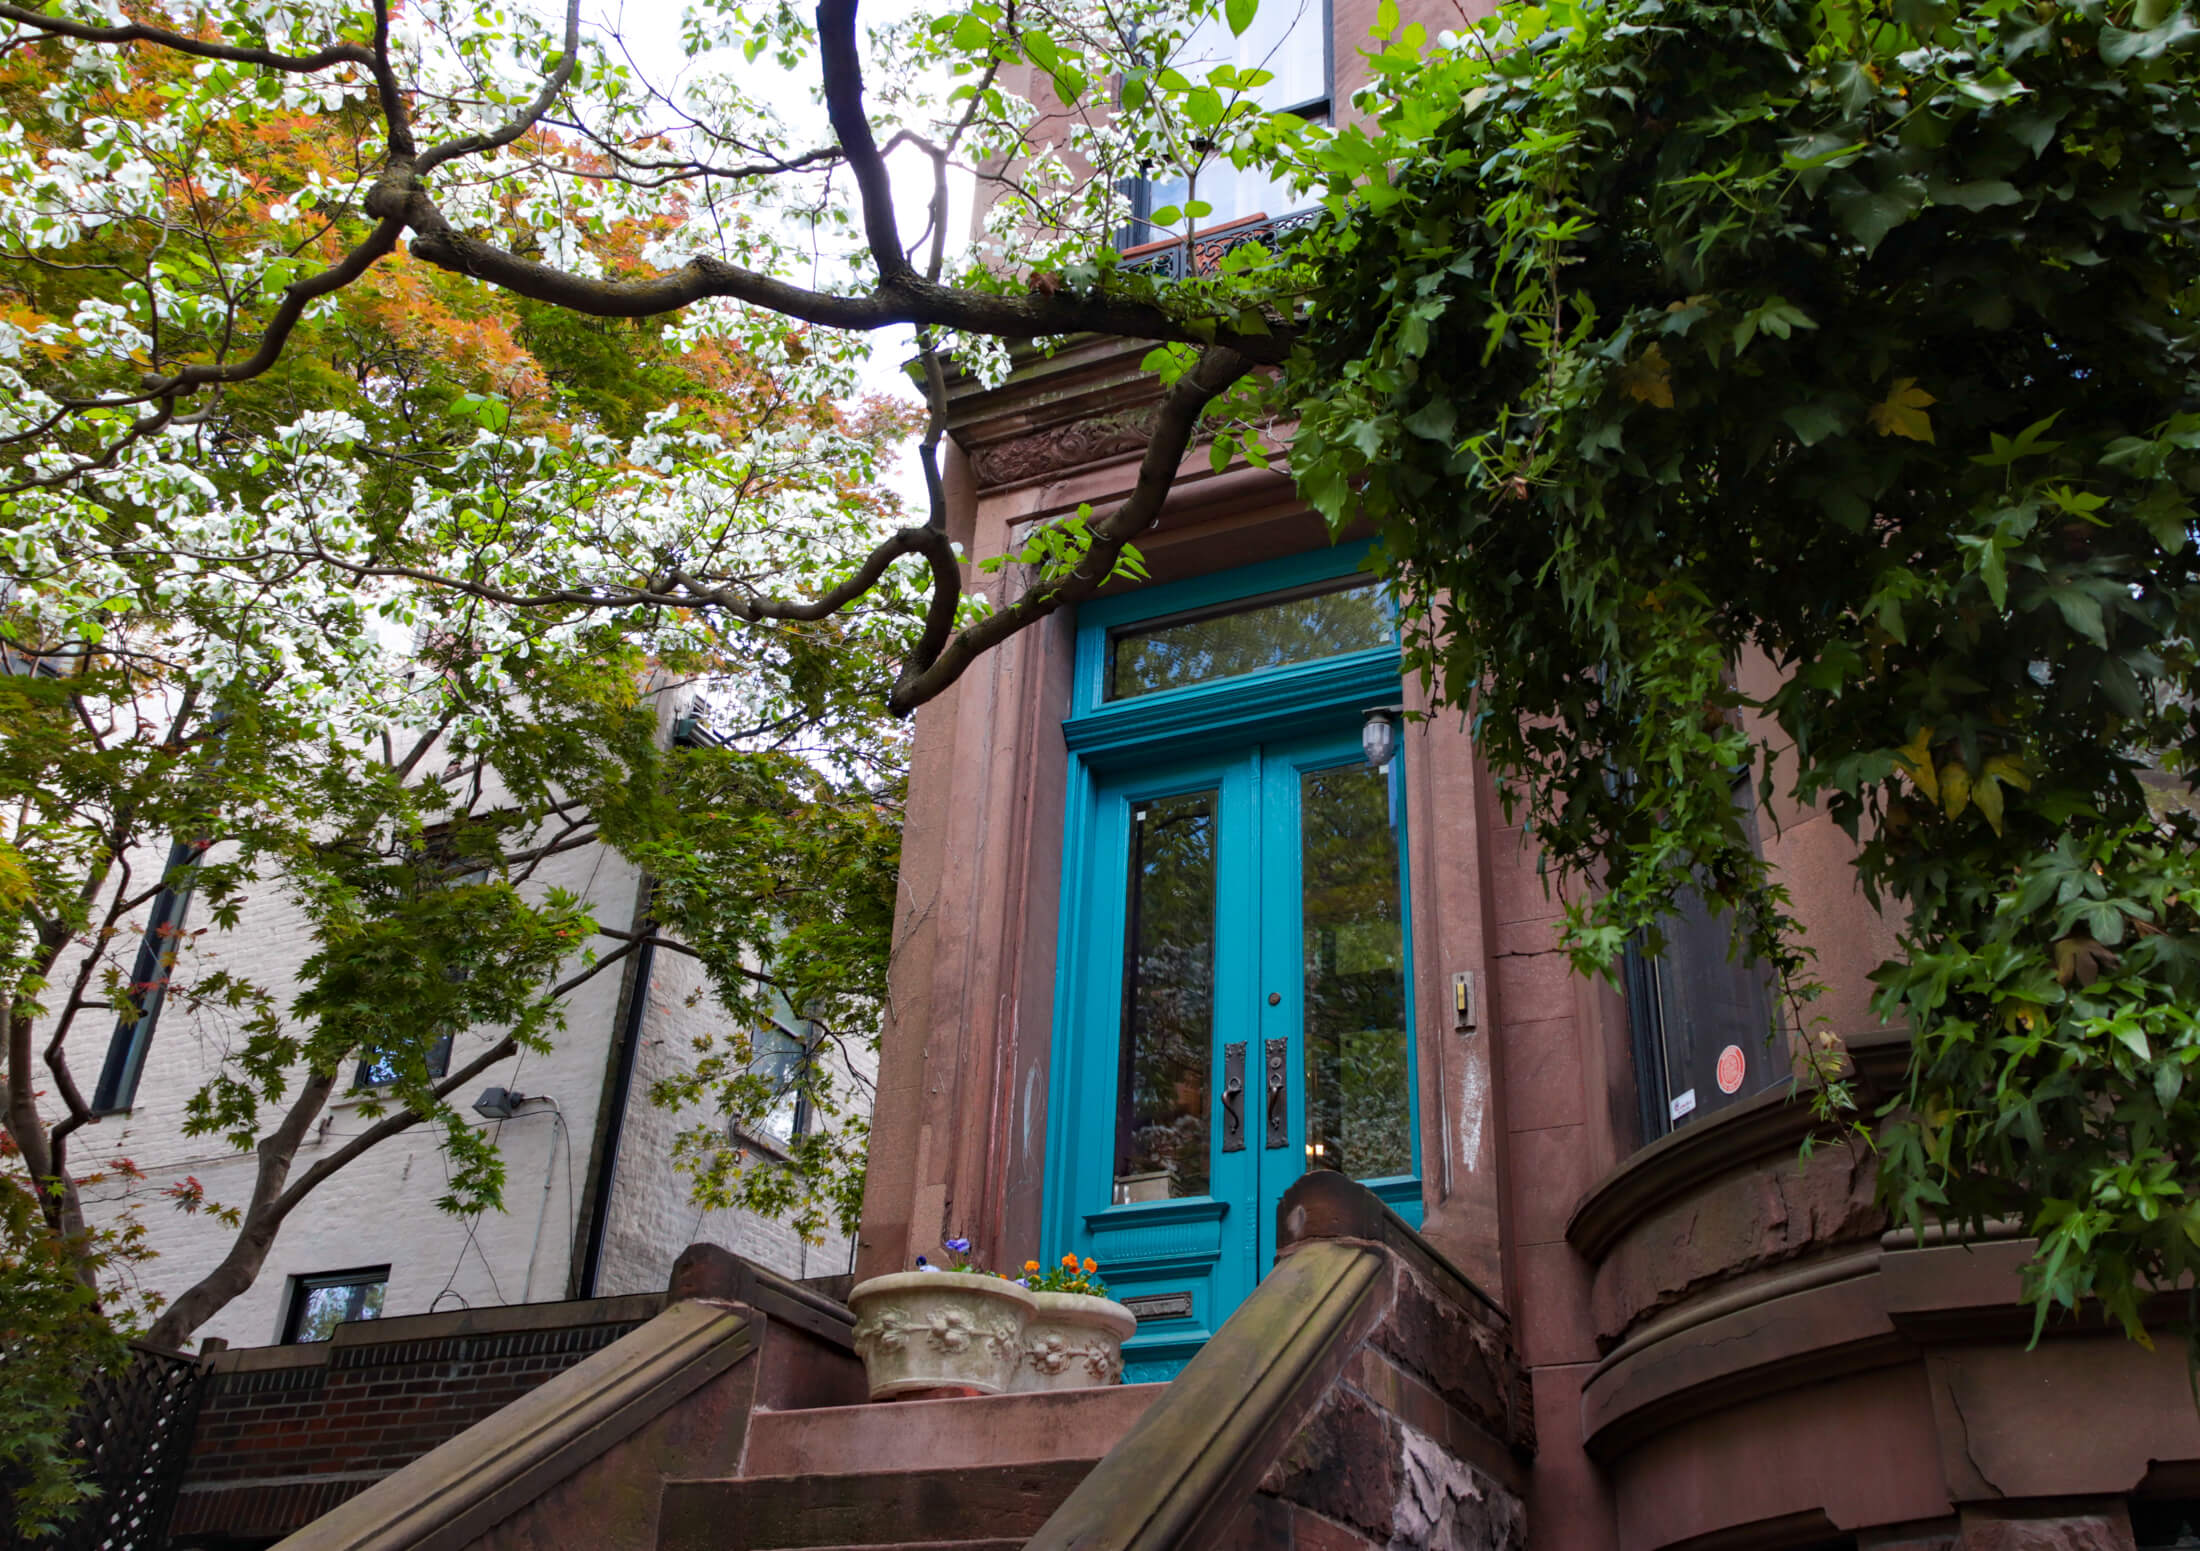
[1974,769,2005,833]
[1226,0,1259,37]
[2049,587,2108,646]
[951,13,993,52]
[1925,176,2021,211]
[1977,543,2009,611]
[1827,174,1928,255]
[1402,400,1457,443]
[1782,403,1844,446]
[2102,13,2200,64]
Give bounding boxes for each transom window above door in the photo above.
[1103,576,1390,702]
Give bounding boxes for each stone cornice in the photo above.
[945,334,1169,493]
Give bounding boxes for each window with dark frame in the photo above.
[745,1021,817,1149]
[353,1032,455,1091]
[281,1266,390,1344]
[1122,0,1332,245]
[1622,775,1786,1146]
[349,821,487,1091]
[91,837,208,1115]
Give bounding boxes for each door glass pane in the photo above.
[1301,765,1411,1179]
[1115,789,1218,1201]
[1108,581,1389,702]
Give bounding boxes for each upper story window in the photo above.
[1623,776,1784,1145]
[91,837,208,1115]
[282,1266,389,1343]
[747,1021,817,1148]
[1128,0,1331,242]
[354,1033,454,1091]
[1106,577,1389,701]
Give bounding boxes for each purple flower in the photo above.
[944,1236,971,1254]
[1016,1277,1030,1288]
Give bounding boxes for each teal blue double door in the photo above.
[1044,552,1421,1381]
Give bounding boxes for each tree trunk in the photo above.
[145,1070,336,1348]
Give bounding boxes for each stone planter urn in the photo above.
[848,1271,1037,1399]
[1012,1291,1136,1392]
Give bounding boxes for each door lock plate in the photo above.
[1265,1037,1288,1149]
[1221,1042,1246,1152]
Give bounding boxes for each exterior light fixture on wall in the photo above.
[1362,705,1405,769]
[473,1086,525,1121]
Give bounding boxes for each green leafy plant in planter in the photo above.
[1286,0,2200,1349]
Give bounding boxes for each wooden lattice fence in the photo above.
[37,1343,208,1551]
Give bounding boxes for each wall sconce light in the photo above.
[473,1086,524,1121]
[1361,705,1404,770]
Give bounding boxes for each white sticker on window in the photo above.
[1669,1088,1697,1122]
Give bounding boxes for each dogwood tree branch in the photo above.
[414,0,583,175]
[0,4,376,72]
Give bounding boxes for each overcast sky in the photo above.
[586,0,980,516]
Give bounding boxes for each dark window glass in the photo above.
[354,1033,454,1090]
[282,1267,389,1344]
[1114,789,1218,1201]
[92,838,206,1114]
[1301,764,1412,1179]
[1107,580,1389,701]
[1624,780,1783,1144]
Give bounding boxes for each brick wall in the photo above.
[168,1293,663,1547]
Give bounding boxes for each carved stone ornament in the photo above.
[967,407,1161,490]
[1011,1290,1138,1394]
[846,1270,1038,1399]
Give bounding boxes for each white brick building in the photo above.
[50,691,874,1353]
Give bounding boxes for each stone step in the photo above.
[660,1460,1089,1551]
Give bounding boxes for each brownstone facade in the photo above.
[851,138,2200,1547]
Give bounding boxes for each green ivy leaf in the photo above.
[1827,174,1928,255]
[1782,403,1844,446]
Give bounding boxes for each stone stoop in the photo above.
[657,1384,1165,1551]
[253,1181,1529,1551]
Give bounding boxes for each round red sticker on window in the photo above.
[1715,1045,1746,1094]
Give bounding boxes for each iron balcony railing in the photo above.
[1117,208,1327,281]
